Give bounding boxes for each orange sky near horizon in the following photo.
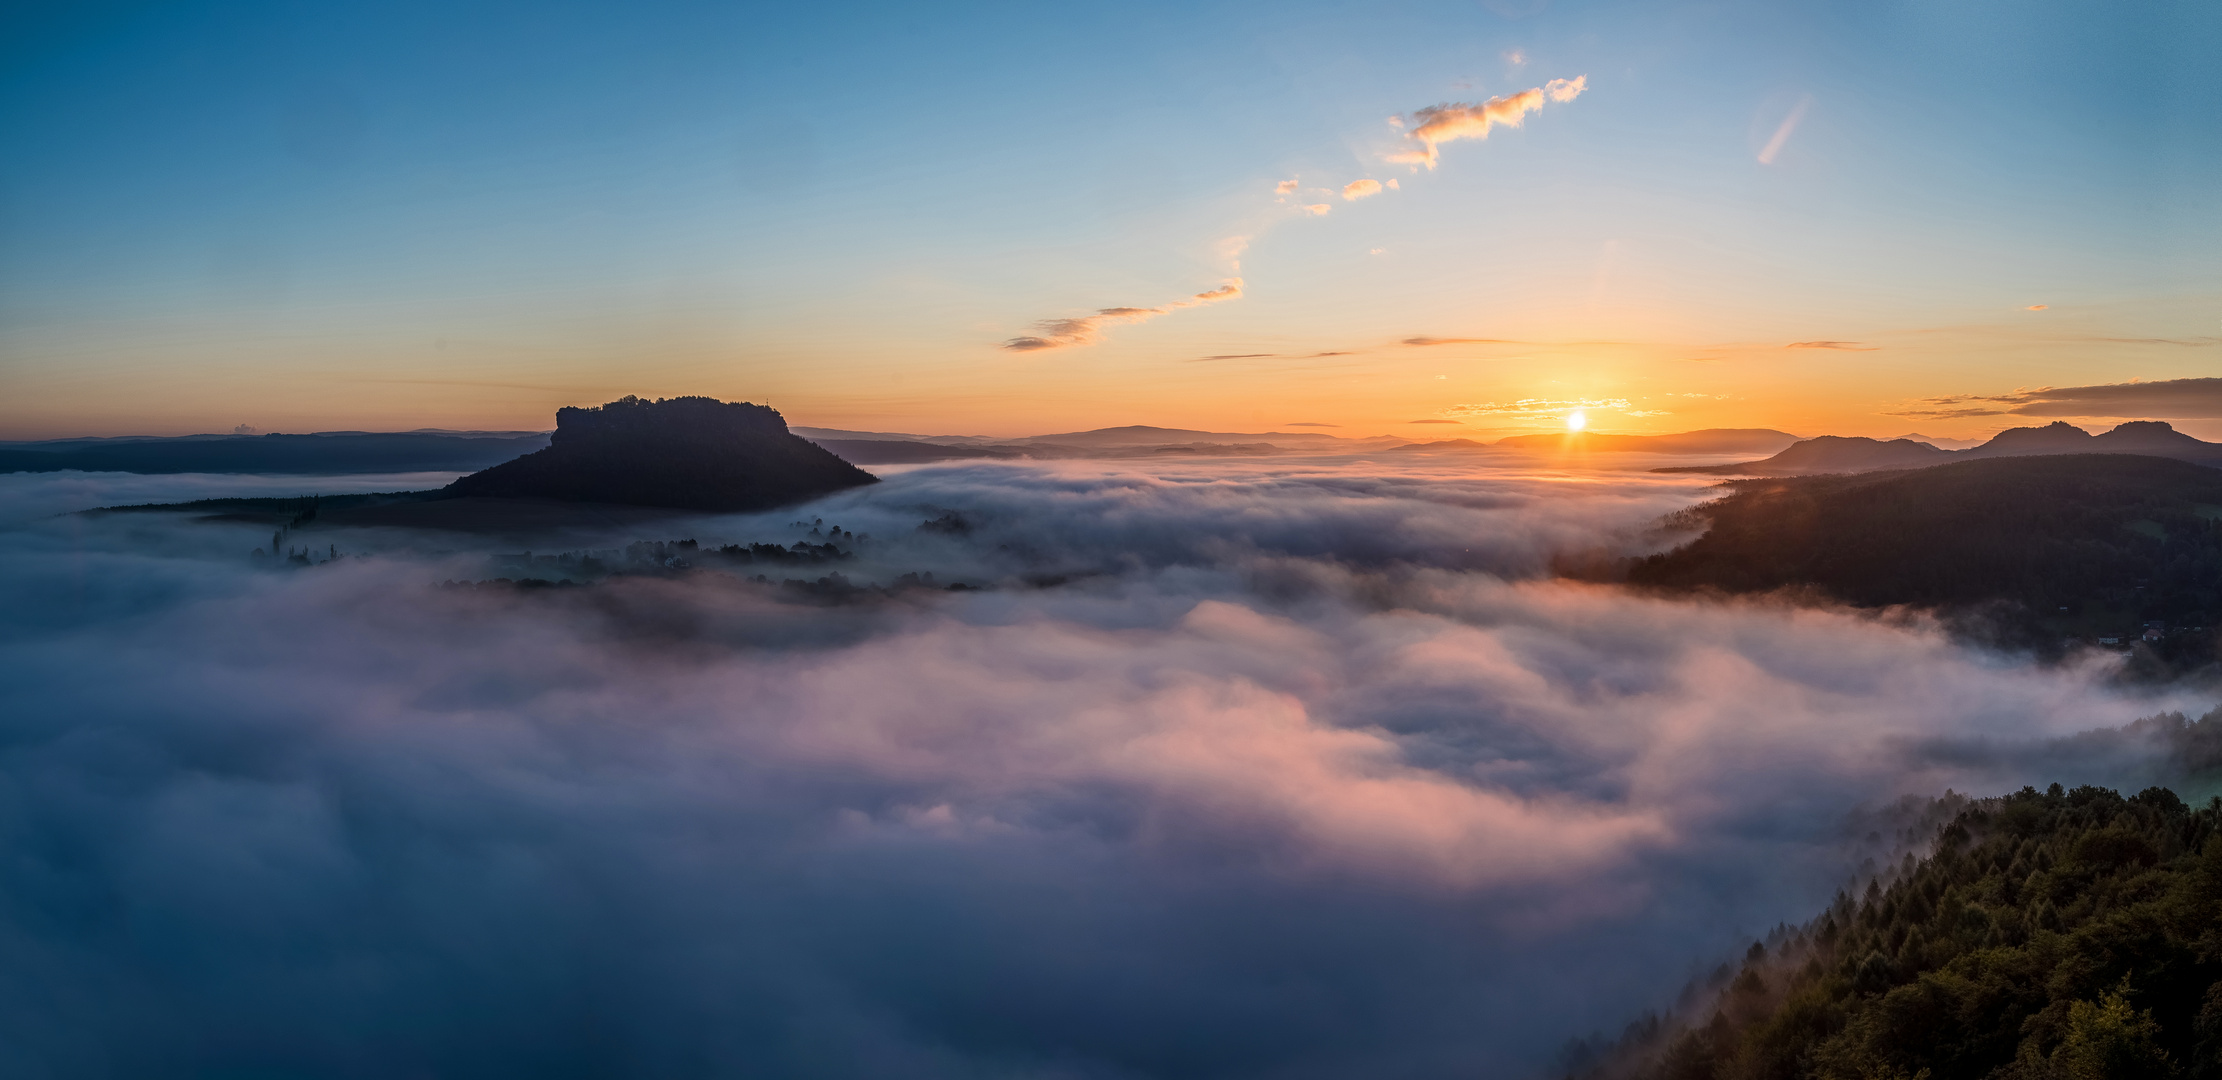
[3,1,2217,445]
[6,297,2215,443]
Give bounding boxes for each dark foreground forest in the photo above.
[1570,741,2222,1080]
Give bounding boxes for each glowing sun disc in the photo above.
[1566,411,1587,431]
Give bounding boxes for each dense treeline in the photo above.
[489,536,858,580]
[1628,455,2222,665]
[90,491,431,520]
[1572,764,2222,1080]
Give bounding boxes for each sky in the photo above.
[2,0,2219,440]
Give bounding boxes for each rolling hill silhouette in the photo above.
[1660,421,2222,475]
[0,431,549,475]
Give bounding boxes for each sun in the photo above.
[1566,410,1587,431]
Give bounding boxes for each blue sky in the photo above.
[3,0,2217,437]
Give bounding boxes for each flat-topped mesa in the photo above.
[441,396,877,512]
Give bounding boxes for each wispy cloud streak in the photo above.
[1757,94,1812,165]
[1002,280,1244,352]
[1446,396,1643,421]
[1894,376,2222,420]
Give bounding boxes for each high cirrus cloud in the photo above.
[1388,76,1585,169]
[1002,279,1243,351]
[0,462,2203,1078]
[1895,376,2222,420]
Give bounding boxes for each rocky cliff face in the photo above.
[442,396,876,511]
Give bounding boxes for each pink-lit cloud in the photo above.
[1002,279,1245,352]
[1404,336,1519,346]
[1342,179,1384,200]
[1388,77,1584,169]
[1388,89,1543,168]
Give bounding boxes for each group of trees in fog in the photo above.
[451,514,980,599]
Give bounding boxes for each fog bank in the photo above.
[0,460,2207,1078]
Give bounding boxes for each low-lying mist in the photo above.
[0,458,2211,1078]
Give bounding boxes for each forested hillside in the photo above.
[1627,455,2222,670]
[1569,766,2222,1079]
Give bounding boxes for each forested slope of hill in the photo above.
[1568,768,2222,1080]
[1626,455,2222,668]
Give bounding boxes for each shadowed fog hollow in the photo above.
[0,458,2209,1078]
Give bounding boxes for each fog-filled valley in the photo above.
[11,0,2217,1070]
[3,457,2216,1078]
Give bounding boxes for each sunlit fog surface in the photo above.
[0,460,2206,1078]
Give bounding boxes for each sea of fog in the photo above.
[0,457,2211,1078]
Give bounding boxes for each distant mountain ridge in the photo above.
[1660,421,2222,475]
[1490,428,1801,455]
[1887,431,1983,450]
[0,431,551,475]
[793,424,1405,464]
[792,424,1365,448]
[797,425,1801,463]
